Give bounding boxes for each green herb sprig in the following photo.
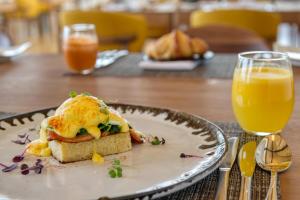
[150,136,166,145]
[69,91,92,98]
[69,91,78,98]
[108,159,122,178]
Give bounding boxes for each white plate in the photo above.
[139,51,214,71]
[0,104,227,200]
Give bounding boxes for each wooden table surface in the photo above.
[0,54,299,199]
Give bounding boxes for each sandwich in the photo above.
[27,93,144,163]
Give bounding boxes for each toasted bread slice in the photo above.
[49,132,132,163]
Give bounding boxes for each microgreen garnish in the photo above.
[82,92,91,96]
[108,159,123,178]
[20,164,29,175]
[20,159,44,175]
[99,100,107,107]
[149,136,165,145]
[1,149,44,175]
[99,100,109,115]
[12,147,28,163]
[0,163,18,172]
[12,133,31,145]
[12,155,24,163]
[179,153,203,158]
[18,133,27,138]
[69,91,78,98]
[100,107,109,115]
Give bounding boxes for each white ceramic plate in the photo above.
[0,104,227,200]
[139,51,215,71]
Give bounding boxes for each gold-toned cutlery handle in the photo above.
[215,170,230,200]
[265,171,277,200]
[239,176,252,200]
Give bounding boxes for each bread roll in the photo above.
[49,132,132,163]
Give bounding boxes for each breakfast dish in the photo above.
[27,93,143,163]
[145,30,208,61]
[0,103,226,199]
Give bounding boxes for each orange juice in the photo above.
[232,67,294,134]
[63,35,98,73]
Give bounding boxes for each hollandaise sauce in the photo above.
[27,94,129,157]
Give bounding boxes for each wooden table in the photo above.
[0,54,299,199]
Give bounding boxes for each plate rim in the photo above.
[0,103,228,200]
[142,50,215,62]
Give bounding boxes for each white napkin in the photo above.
[138,60,198,71]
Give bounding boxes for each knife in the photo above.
[238,141,257,200]
[215,137,239,200]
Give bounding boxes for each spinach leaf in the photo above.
[98,122,121,134]
[77,128,88,136]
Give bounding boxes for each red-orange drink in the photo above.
[63,35,98,74]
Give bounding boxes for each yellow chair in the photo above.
[190,9,281,43]
[7,0,50,19]
[60,11,148,52]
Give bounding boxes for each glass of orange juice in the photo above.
[232,51,294,136]
[63,24,98,75]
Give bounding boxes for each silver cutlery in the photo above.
[95,50,128,69]
[0,42,31,58]
[238,141,256,200]
[215,137,239,200]
[256,135,292,200]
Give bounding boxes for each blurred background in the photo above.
[0,0,299,54]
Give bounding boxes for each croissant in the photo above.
[145,30,208,60]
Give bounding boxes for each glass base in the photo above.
[80,68,94,75]
[68,67,94,75]
[245,130,281,136]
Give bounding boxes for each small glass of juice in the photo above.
[232,51,294,136]
[63,24,98,75]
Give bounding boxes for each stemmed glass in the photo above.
[232,51,294,136]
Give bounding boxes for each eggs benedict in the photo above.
[27,93,143,163]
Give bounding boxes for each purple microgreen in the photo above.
[20,164,29,175]
[35,159,42,165]
[180,153,203,158]
[11,140,26,145]
[12,155,24,163]
[33,165,43,174]
[12,147,28,163]
[12,134,31,145]
[2,163,18,172]
[18,133,27,138]
[25,135,31,143]
[20,160,44,175]
[0,163,8,168]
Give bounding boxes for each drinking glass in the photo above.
[232,51,294,136]
[63,24,98,75]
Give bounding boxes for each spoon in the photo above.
[0,42,31,57]
[255,135,292,200]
